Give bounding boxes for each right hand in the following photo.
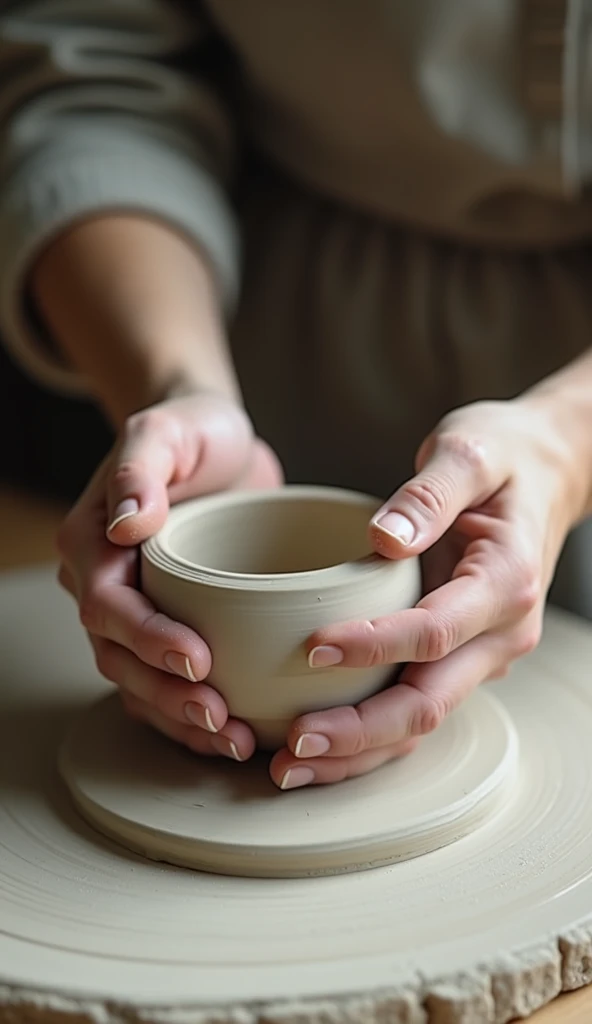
[57,392,283,762]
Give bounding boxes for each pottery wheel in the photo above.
[4,568,592,1024]
[58,687,517,878]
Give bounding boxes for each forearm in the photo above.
[31,215,241,427]
[523,348,592,519]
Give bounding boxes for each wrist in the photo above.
[520,351,592,521]
[151,370,244,415]
[31,214,241,427]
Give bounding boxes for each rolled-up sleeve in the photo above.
[0,0,240,392]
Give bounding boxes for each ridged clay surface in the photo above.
[140,487,421,749]
[2,568,592,1023]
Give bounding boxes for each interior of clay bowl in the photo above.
[167,492,378,576]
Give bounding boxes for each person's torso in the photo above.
[208,0,592,246]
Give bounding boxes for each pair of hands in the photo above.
[57,391,582,790]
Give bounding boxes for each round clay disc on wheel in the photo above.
[58,689,517,878]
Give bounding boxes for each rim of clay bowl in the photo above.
[141,485,418,592]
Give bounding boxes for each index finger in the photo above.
[308,521,535,668]
[60,485,212,682]
[80,580,213,683]
[307,569,498,669]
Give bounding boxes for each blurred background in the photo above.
[0,343,111,566]
[0,341,111,502]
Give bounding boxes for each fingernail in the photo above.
[211,735,244,761]
[280,767,315,790]
[295,733,331,757]
[308,645,344,669]
[165,652,197,683]
[185,701,217,733]
[373,512,415,545]
[107,498,139,534]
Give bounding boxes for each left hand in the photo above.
[270,396,588,790]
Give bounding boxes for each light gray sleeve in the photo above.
[0,0,240,392]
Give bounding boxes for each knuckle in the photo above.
[509,558,540,616]
[344,706,371,756]
[410,690,449,737]
[93,640,119,683]
[417,611,457,661]
[119,409,166,459]
[403,476,451,520]
[125,407,166,439]
[78,588,105,634]
[438,431,489,481]
[122,410,144,438]
[511,622,542,659]
[338,761,357,783]
[111,462,140,488]
[359,621,390,668]
[514,583,539,618]
[128,610,162,661]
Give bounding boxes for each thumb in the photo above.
[105,425,175,546]
[369,431,507,558]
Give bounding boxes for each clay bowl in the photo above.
[141,486,421,750]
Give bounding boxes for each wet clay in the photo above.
[3,569,592,1023]
[140,487,421,748]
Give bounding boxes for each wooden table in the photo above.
[0,485,590,1024]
